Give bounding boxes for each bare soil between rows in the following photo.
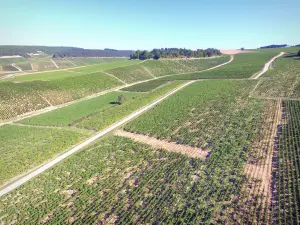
[115,130,209,159]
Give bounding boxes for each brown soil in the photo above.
[235,99,282,224]
[220,49,255,55]
[115,130,209,159]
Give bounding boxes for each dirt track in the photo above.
[0,81,195,197]
[115,129,209,159]
[252,52,285,79]
[0,55,234,126]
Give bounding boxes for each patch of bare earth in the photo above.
[228,99,282,224]
[115,130,209,159]
[220,49,255,55]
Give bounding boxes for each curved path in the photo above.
[252,52,285,79]
[0,55,233,126]
[0,81,195,197]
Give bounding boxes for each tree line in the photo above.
[130,48,221,60]
[260,44,287,49]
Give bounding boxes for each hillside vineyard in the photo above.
[0,47,300,224]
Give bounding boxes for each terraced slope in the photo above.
[0,72,122,121]
[106,56,230,83]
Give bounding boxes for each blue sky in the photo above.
[1,0,299,50]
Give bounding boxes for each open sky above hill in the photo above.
[1,0,299,50]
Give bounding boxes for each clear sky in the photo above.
[1,0,299,50]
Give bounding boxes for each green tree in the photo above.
[117,95,126,105]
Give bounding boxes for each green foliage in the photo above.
[20,92,139,127]
[130,48,222,60]
[0,94,264,224]
[20,81,183,130]
[106,64,154,83]
[121,80,170,92]
[159,51,281,80]
[0,125,90,185]
[271,100,300,224]
[125,80,259,148]
[65,57,126,66]
[0,72,122,121]
[253,52,300,98]
[71,59,140,73]
[117,94,126,105]
[71,81,184,131]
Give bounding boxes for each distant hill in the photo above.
[259,44,288,49]
[0,45,133,58]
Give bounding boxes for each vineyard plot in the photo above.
[0,72,122,121]
[0,104,267,225]
[270,100,300,224]
[20,91,141,127]
[105,64,154,83]
[121,80,170,92]
[158,51,281,80]
[253,53,300,98]
[124,80,259,149]
[226,99,281,224]
[0,125,90,186]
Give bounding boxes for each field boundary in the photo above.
[0,56,234,125]
[251,52,285,79]
[51,59,59,68]
[0,81,195,197]
[102,71,127,84]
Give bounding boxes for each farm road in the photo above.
[0,55,234,126]
[0,52,282,196]
[0,80,195,197]
[252,52,285,79]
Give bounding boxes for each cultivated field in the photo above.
[1,47,300,224]
[21,81,184,131]
[0,124,90,186]
[252,53,300,98]
[159,51,281,80]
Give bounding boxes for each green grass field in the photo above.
[0,124,90,186]
[121,80,170,92]
[158,51,281,80]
